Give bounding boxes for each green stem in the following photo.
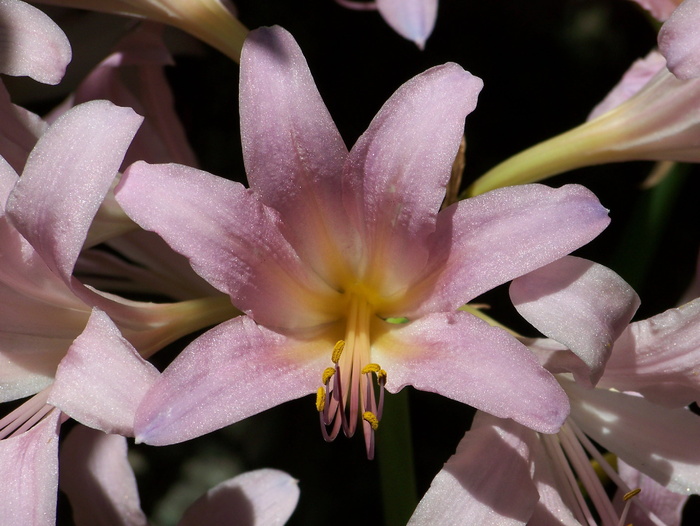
[377,389,418,526]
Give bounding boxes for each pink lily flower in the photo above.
[467,50,700,195]
[0,0,71,85]
[115,26,611,456]
[32,0,248,61]
[410,257,700,525]
[336,0,437,49]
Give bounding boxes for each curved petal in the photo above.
[408,412,538,526]
[376,0,438,49]
[510,256,640,386]
[0,84,46,174]
[115,161,341,329]
[405,184,610,316]
[376,311,570,433]
[343,63,483,296]
[240,26,353,287]
[48,309,159,436]
[566,378,700,495]
[0,0,71,84]
[179,469,300,526]
[6,100,143,283]
[134,316,331,446]
[598,298,700,407]
[659,0,700,80]
[60,426,147,526]
[0,410,60,526]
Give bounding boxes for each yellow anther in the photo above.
[623,488,641,501]
[362,411,379,430]
[361,363,381,375]
[315,387,326,412]
[377,369,387,381]
[331,340,345,363]
[321,367,335,384]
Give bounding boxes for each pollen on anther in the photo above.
[315,387,326,412]
[331,340,345,363]
[361,363,381,375]
[363,411,379,430]
[623,488,641,501]
[322,367,335,384]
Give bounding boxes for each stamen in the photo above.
[322,367,335,384]
[361,363,381,374]
[623,488,641,501]
[331,340,345,363]
[315,387,326,412]
[362,411,379,430]
[618,488,642,526]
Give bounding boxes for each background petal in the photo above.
[376,0,438,49]
[59,426,147,526]
[659,0,700,79]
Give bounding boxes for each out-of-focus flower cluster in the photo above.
[0,0,698,524]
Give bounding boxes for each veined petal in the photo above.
[343,63,483,297]
[6,100,143,283]
[565,378,700,495]
[0,0,71,84]
[135,316,331,446]
[405,184,609,316]
[510,256,640,386]
[59,426,147,526]
[48,309,160,436]
[0,410,60,526]
[115,161,342,329]
[240,26,353,287]
[376,0,438,49]
[597,298,700,407]
[179,469,300,526]
[408,412,538,526]
[375,311,569,433]
[659,0,700,79]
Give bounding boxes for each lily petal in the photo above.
[565,377,700,494]
[0,0,71,84]
[376,0,438,49]
[629,0,681,21]
[344,62,483,296]
[0,83,46,173]
[48,309,159,436]
[135,316,330,445]
[6,100,143,283]
[240,26,353,287]
[408,412,538,526]
[598,298,700,407]
[408,184,610,316]
[510,256,640,386]
[179,469,300,526]
[376,311,569,433]
[115,161,341,329]
[659,0,700,79]
[0,410,60,526]
[59,426,147,526]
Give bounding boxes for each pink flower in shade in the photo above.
[115,25,611,457]
[32,0,247,61]
[59,426,300,526]
[336,0,437,49]
[0,0,71,85]
[410,257,700,525]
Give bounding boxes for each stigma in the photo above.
[315,294,386,459]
